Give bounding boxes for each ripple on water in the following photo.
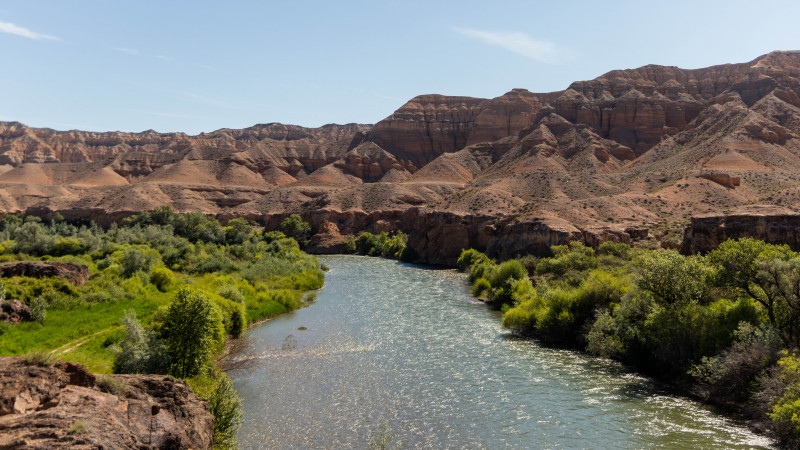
[225,255,774,449]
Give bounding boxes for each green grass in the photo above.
[0,296,166,366]
[0,270,321,372]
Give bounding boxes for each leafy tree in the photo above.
[280,214,311,244]
[162,287,224,378]
[708,238,795,327]
[119,247,156,278]
[148,204,174,226]
[225,218,253,245]
[638,250,712,305]
[13,221,54,255]
[111,310,168,374]
[755,258,800,346]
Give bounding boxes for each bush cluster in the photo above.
[457,239,800,445]
[352,231,414,261]
[0,208,325,450]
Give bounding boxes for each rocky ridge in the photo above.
[2,51,800,262]
[0,356,213,449]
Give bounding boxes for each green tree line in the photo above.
[458,239,800,447]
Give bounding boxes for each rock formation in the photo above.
[0,261,90,286]
[0,356,213,449]
[3,51,800,261]
[0,299,32,323]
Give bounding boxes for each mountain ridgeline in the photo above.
[2,51,800,262]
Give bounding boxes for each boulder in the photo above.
[0,299,32,323]
[0,261,90,286]
[0,356,214,449]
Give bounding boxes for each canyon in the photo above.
[2,51,800,263]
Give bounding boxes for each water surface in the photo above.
[225,255,772,449]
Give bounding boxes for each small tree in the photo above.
[208,373,244,449]
[120,248,155,278]
[280,214,311,245]
[162,287,224,378]
[111,310,168,374]
[225,218,253,245]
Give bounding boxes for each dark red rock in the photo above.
[0,299,32,323]
[0,261,90,286]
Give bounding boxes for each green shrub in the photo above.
[208,374,244,450]
[22,350,57,367]
[69,420,87,435]
[457,249,490,272]
[345,235,357,253]
[215,296,247,338]
[472,278,490,297]
[217,284,244,304]
[638,250,712,305]
[380,231,407,259]
[111,310,168,374]
[488,260,527,304]
[150,267,176,292]
[517,255,539,276]
[28,296,47,323]
[597,241,631,258]
[690,322,782,402]
[280,214,311,245]
[119,247,156,278]
[769,354,800,447]
[96,375,129,397]
[469,260,496,283]
[536,242,599,277]
[51,237,88,256]
[356,232,377,255]
[224,218,253,245]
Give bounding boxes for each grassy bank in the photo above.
[0,208,324,448]
[458,240,800,448]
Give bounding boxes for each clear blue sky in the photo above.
[1,0,799,134]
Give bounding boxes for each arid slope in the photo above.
[3,51,800,263]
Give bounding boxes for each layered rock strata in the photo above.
[2,51,800,258]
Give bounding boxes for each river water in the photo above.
[224,255,772,449]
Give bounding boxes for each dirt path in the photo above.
[50,327,118,356]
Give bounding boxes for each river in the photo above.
[224,255,772,449]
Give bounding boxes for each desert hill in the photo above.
[2,51,800,263]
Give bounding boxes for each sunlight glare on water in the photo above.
[224,255,773,449]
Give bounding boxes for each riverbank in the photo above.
[225,255,770,448]
[456,241,800,447]
[0,209,327,449]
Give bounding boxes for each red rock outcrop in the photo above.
[0,299,32,323]
[0,261,90,286]
[681,214,800,254]
[0,356,214,449]
[698,173,741,188]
